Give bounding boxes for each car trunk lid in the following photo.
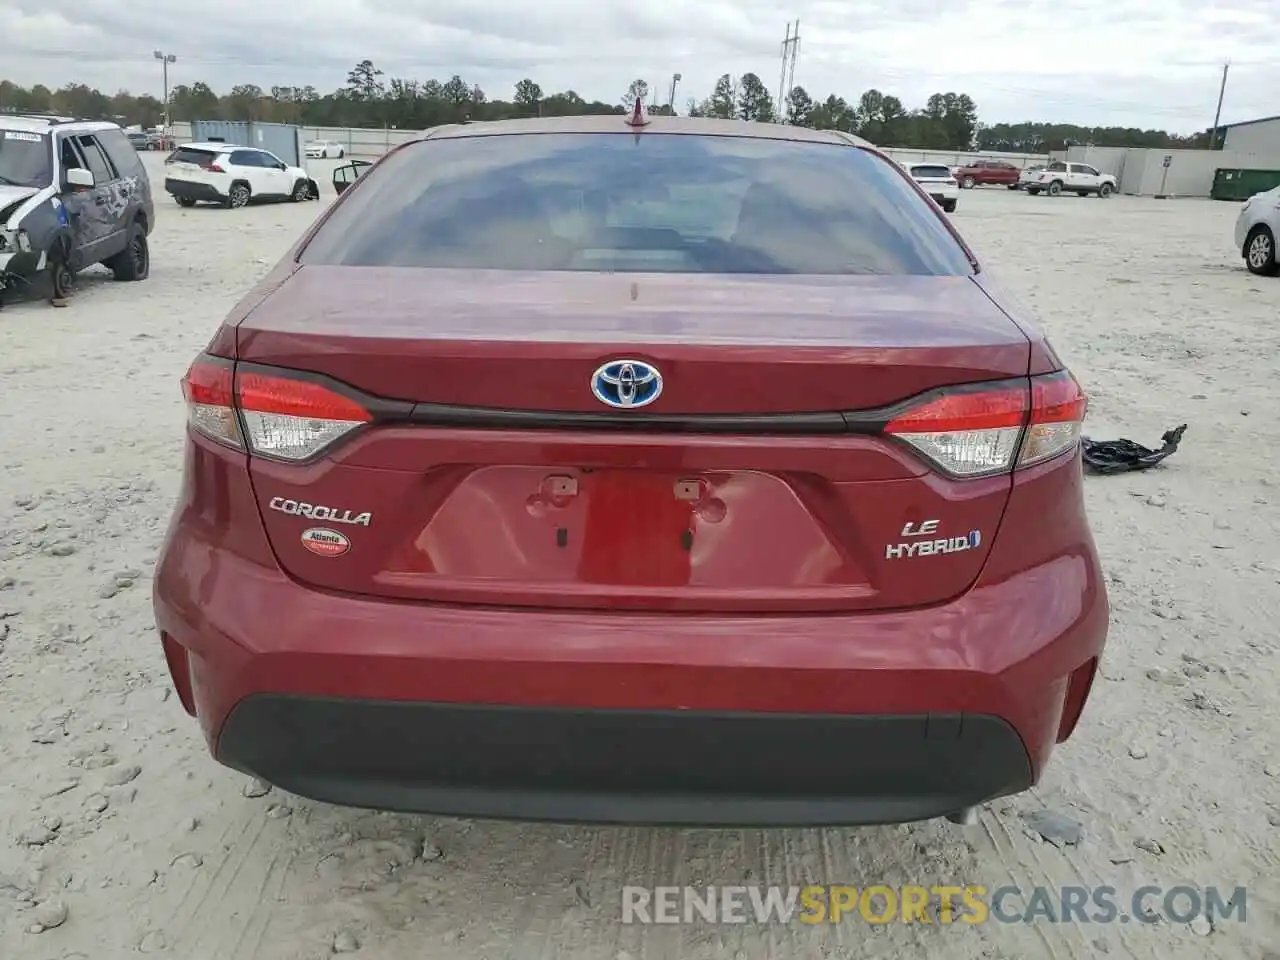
[236,267,1032,613]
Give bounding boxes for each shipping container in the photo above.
[1211,167,1280,201]
[188,120,303,167]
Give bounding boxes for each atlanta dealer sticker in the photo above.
[300,527,351,558]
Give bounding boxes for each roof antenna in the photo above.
[624,96,650,128]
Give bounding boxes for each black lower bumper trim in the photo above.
[165,178,224,202]
[216,696,1034,826]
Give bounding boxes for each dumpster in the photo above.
[188,121,303,167]
[1211,167,1280,202]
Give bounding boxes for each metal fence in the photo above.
[169,120,1050,169]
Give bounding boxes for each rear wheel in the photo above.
[107,221,150,281]
[1027,187,1041,196]
[1047,180,1063,197]
[226,182,251,209]
[941,199,957,213]
[175,196,197,208]
[962,175,975,189]
[1245,225,1278,276]
[1007,183,1019,190]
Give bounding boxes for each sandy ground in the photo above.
[2,155,1278,960]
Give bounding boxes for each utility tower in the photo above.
[1209,61,1229,149]
[777,21,800,121]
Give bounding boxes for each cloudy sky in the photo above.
[3,0,1277,132]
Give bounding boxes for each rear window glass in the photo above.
[910,165,953,179]
[1046,161,1068,172]
[167,147,216,165]
[302,133,973,276]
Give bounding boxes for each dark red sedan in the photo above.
[153,107,1108,827]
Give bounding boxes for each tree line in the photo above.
[1,61,1214,152]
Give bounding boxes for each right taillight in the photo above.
[180,356,373,462]
[1018,371,1087,467]
[883,371,1086,478]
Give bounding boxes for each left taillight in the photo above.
[883,371,1086,478]
[181,358,241,449]
[180,356,373,462]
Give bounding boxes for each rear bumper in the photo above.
[153,438,1109,826]
[165,178,226,202]
[219,698,1031,825]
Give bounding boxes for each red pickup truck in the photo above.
[953,159,1021,189]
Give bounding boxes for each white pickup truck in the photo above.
[1026,161,1117,198]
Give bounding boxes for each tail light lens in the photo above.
[884,372,1086,478]
[203,163,225,173]
[180,357,372,462]
[1018,372,1087,467]
[181,359,240,449]
[237,370,371,460]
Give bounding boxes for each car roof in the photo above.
[421,113,874,147]
[0,115,123,135]
[178,142,265,151]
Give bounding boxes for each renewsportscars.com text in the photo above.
[621,884,1246,926]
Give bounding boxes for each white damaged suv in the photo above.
[163,142,318,209]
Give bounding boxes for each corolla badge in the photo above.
[591,359,663,409]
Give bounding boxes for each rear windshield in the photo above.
[910,165,953,179]
[302,133,974,276]
[1046,161,1068,172]
[167,147,217,165]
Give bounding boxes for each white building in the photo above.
[1221,115,1280,155]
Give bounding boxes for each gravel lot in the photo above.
[2,155,1278,960]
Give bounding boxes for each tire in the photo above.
[1047,180,1063,197]
[225,182,251,209]
[291,179,312,202]
[175,196,197,208]
[1027,188,1041,196]
[107,221,150,282]
[1245,225,1278,276]
[941,199,956,213]
[49,260,74,300]
[962,175,975,189]
[337,149,345,159]
[1098,182,1114,198]
[1007,184,1019,190]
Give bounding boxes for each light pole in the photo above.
[154,50,176,130]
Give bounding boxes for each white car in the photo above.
[1016,165,1045,189]
[163,143,318,209]
[1026,161,1117,198]
[904,162,958,213]
[1234,186,1279,276]
[305,140,346,159]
